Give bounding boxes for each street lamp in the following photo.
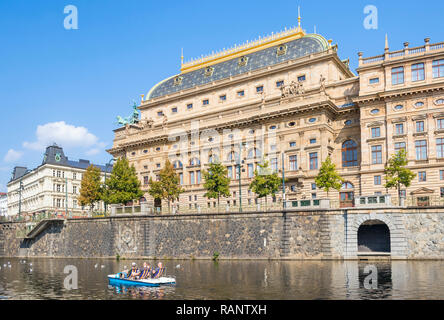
[104,158,116,215]
[236,142,247,212]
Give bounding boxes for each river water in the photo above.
[0,257,444,300]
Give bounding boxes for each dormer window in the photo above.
[276,44,287,56]
[204,66,214,77]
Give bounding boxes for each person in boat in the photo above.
[139,262,152,280]
[119,266,129,279]
[127,263,141,280]
[151,262,166,279]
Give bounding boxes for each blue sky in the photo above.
[0,0,443,191]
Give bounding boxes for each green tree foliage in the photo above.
[384,149,416,203]
[315,156,344,196]
[203,162,231,211]
[147,160,184,213]
[78,165,102,211]
[102,157,144,205]
[249,161,281,206]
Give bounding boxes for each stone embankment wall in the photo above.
[0,208,444,260]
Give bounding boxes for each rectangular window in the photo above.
[179,173,183,185]
[271,158,278,172]
[392,67,404,85]
[289,141,296,148]
[440,170,444,180]
[187,103,193,110]
[371,127,381,138]
[248,164,254,178]
[416,121,425,132]
[143,176,149,186]
[237,90,245,97]
[374,175,382,185]
[412,63,425,82]
[437,119,444,130]
[310,138,317,144]
[311,183,317,190]
[369,78,380,84]
[73,200,77,209]
[441,187,444,198]
[202,99,209,106]
[276,80,284,88]
[433,59,444,78]
[157,111,164,116]
[394,142,406,153]
[196,171,201,184]
[297,75,306,82]
[219,94,226,101]
[190,171,195,185]
[227,166,233,179]
[395,123,404,135]
[256,86,264,93]
[311,193,317,199]
[73,173,77,180]
[309,152,318,170]
[171,107,178,113]
[372,145,382,164]
[289,155,298,171]
[418,171,427,182]
[437,138,444,158]
[415,140,428,160]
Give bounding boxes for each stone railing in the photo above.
[354,195,394,208]
[359,39,444,66]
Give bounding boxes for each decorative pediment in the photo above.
[391,117,407,123]
[367,121,384,128]
[411,187,435,195]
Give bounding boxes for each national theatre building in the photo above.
[108,20,444,211]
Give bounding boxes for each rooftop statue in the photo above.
[117,102,140,126]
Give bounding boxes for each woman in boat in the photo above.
[139,262,152,279]
[127,263,141,280]
[151,262,166,279]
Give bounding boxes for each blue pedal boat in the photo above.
[108,273,176,287]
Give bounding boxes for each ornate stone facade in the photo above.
[108,26,444,210]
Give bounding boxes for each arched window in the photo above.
[342,140,358,167]
[173,160,183,169]
[227,151,239,162]
[247,148,261,159]
[341,182,354,190]
[208,154,219,164]
[190,157,200,166]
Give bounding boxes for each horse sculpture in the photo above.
[117,102,140,126]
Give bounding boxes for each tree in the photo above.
[203,162,231,212]
[147,160,184,214]
[384,149,416,204]
[102,157,144,205]
[249,161,281,207]
[78,165,102,211]
[315,156,344,197]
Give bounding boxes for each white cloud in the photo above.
[4,149,23,163]
[85,148,101,156]
[23,121,105,153]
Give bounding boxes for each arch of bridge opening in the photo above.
[357,220,391,253]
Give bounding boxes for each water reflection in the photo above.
[0,258,444,299]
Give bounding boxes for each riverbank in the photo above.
[1,207,444,260]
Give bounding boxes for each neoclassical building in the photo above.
[7,145,113,217]
[108,21,444,210]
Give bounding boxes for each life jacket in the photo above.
[140,267,151,279]
[152,267,165,279]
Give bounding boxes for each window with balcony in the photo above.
[412,63,425,81]
[392,67,404,85]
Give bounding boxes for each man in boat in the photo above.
[151,262,166,279]
[139,262,152,280]
[127,262,141,280]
